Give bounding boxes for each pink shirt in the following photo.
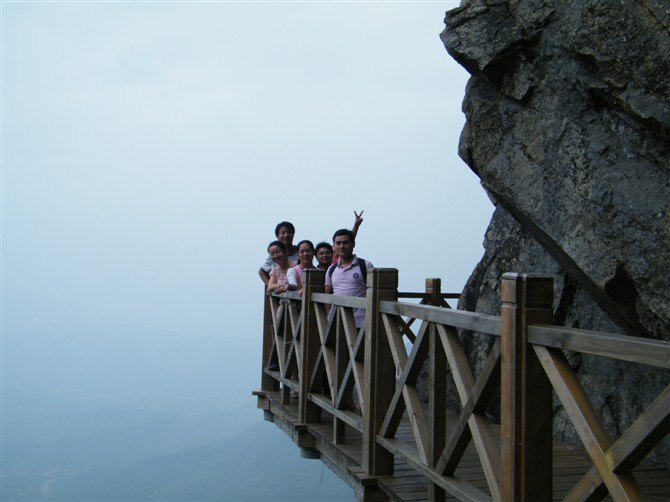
[269,261,295,289]
[325,255,373,327]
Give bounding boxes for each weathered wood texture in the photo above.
[364,269,399,475]
[500,273,553,501]
[260,390,670,501]
[255,271,670,501]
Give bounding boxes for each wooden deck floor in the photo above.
[258,390,670,501]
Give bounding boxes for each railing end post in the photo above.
[501,273,554,501]
[363,267,398,476]
[425,277,441,306]
[299,268,325,424]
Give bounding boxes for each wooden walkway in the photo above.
[255,270,670,501]
[259,389,670,501]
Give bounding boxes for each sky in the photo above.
[1,0,493,493]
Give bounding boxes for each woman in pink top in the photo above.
[267,241,296,294]
[287,240,315,290]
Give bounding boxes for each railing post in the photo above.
[261,289,279,392]
[300,269,324,424]
[501,273,554,501]
[334,313,349,444]
[363,268,398,476]
[427,278,446,502]
[281,297,292,406]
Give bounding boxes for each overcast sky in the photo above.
[2,1,492,414]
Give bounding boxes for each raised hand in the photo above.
[353,210,364,229]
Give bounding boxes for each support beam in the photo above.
[500,273,554,502]
[363,268,398,476]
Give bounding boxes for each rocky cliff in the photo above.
[441,0,669,461]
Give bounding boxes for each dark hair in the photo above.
[296,239,314,252]
[274,221,295,237]
[315,242,333,254]
[267,240,286,253]
[332,228,355,244]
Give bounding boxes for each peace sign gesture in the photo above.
[353,210,364,230]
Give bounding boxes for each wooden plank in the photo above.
[273,290,302,301]
[436,323,475,402]
[398,316,418,343]
[564,382,670,501]
[534,345,645,500]
[288,301,302,339]
[465,339,501,416]
[342,307,367,416]
[313,292,367,309]
[401,322,430,386]
[609,382,670,471]
[376,436,493,502]
[300,270,324,423]
[260,279,670,502]
[528,325,670,369]
[363,269,398,476]
[383,312,411,374]
[272,298,289,377]
[335,309,350,443]
[377,319,431,463]
[396,292,459,299]
[398,292,430,299]
[336,361,356,410]
[314,302,332,344]
[403,382,430,466]
[277,375,298,391]
[380,301,502,337]
[312,305,339,402]
[283,336,297,380]
[261,387,670,502]
[500,274,553,502]
[270,296,282,339]
[261,290,280,391]
[436,324,501,500]
[430,317,447,502]
[378,320,430,439]
[309,393,364,432]
[287,302,302,379]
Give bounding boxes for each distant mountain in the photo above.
[2,401,351,501]
[49,422,351,501]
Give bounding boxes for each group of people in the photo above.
[258,211,373,328]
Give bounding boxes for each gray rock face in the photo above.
[440,0,670,461]
[459,206,669,463]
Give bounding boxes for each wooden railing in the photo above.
[258,269,670,501]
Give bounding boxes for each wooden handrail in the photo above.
[311,292,367,308]
[380,300,502,335]
[527,324,670,368]
[398,292,460,299]
[258,270,669,501]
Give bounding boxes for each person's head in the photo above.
[315,242,333,268]
[332,229,355,260]
[296,239,314,267]
[267,240,288,265]
[274,221,295,246]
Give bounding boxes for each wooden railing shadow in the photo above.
[256,269,670,501]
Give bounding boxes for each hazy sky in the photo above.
[1,1,492,415]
